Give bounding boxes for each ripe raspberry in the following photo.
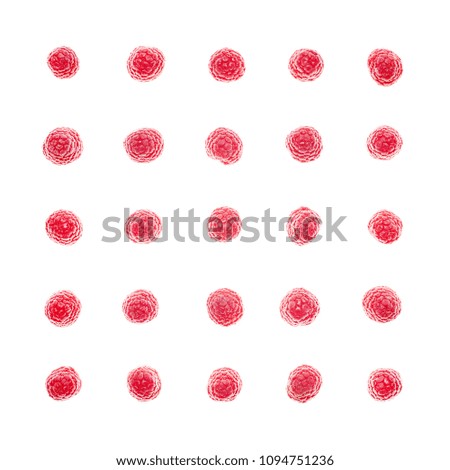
[280,288,320,326]
[209,48,245,82]
[368,368,402,401]
[46,366,81,401]
[47,47,79,79]
[207,288,243,326]
[124,128,164,163]
[123,290,158,323]
[46,210,82,245]
[208,368,242,402]
[367,126,403,160]
[286,126,322,162]
[45,291,81,327]
[368,49,403,86]
[287,365,322,403]
[206,128,243,165]
[127,47,165,81]
[363,286,401,323]
[125,209,162,244]
[43,127,83,165]
[287,207,321,245]
[368,210,402,244]
[128,366,161,401]
[289,49,324,82]
[208,207,241,242]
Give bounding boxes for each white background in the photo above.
[1,1,448,469]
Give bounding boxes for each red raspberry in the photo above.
[286,126,322,162]
[209,48,245,82]
[123,290,159,323]
[207,367,242,402]
[127,47,165,81]
[128,366,161,401]
[207,288,243,326]
[280,288,320,326]
[368,49,403,86]
[287,365,322,403]
[289,49,324,82]
[367,126,403,160]
[46,210,83,245]
[46,366,81,401]
[125,209,162,244]
[43,127,83,165]
[287,207,321,245]
[368,210,402,244]
[368,368,402,401]
[47,47,79,79]
[45,291,81,327]
[206,128,243,165]
[124,128,164,163]
[363,286,401,323]
[208,207,241,242]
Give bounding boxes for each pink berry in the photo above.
[207,288,243,326]
[289,49,324,82]
[127,47,165,81]
[363,286,401,323]
[124,128,164,163]
[123,290,158,324]
[287,365,322,403]
[367,126,403,160]
[125,209,162,244]
[45,291,81,327]
[280,288,320,326]
[46,210,82,245]
[43,127,83,165]
[368,368,402,401]
[206,128,243,165]
[208,368,242,402]
[209,48,245,82]
[207,207,241,242]
[127,366,161,401]
[286,126,322,162]
[368,49,403,86]
[47,47,79,79]
[368,210,402,244]
[287,207,321,245]
[46,366,81,400]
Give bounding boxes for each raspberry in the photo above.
[368,368,402,401]
[368,210,402,244]
[367,126,403,160]
[46,210,82,245]
[280,288,320,326]
[46,366,81,401]
[206,128,243,165]
[287,365,322,403]
[47,47,79,79]
[124,128,164,163]
[363,286,401,323]
[286,126,322,162]
[125,209,162,244]
[207,288,243,326]
[289,49,324,82]
[287,207,321,245]
[209,48,245,82]
[127,366,161,401]
[45,291,81,327]
[43,127,83,165]
[208,207,241,242]
[127,47,165,81]
[368,49,403,86]
[123,290,159,323]
[207,368,242,402]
